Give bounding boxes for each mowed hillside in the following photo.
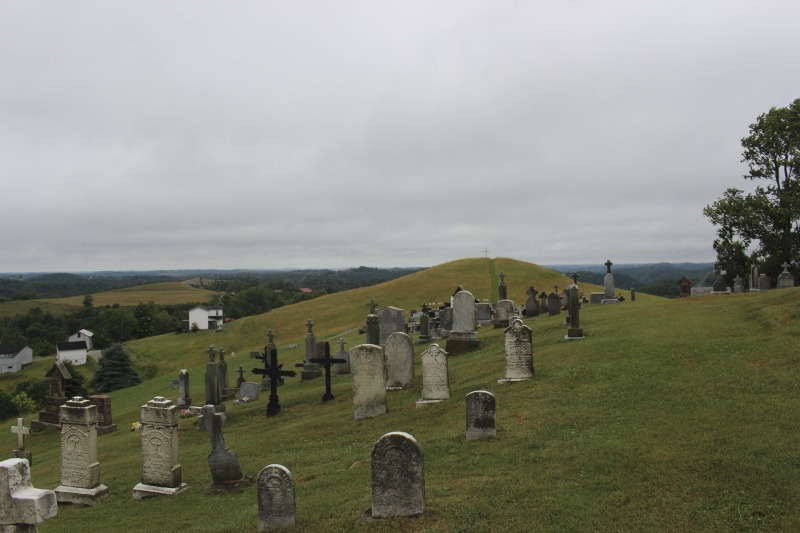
[6,259,796,532]
[43,281,217,307]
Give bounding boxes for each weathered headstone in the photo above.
[204,346,222,412]
[239,382,260,401]
[498,272,508,301]
[499,318,535,383]
[630,286,636,302]
[438,307,453,335]
[758,273,771,291]
[55,397,109,505]
[365,313,380,345]
[309,342,346,402]
[301,319,322,380]
[31,361,71,431]
[133,396,188,500]
[547,289,561,316]
[465,391,496,441]
[198,405,246,492]
[177,369,191,408]
[539,292,549,314]
[89,394,118,435]
[350,344,387,420]
[377,306,406,346]
[475,303,492,325]
[334,338,350,374]
[778,262,795,289]
[602,259,618,304]
[566,282,584,340]
[733,276,745,293]
[10,418,32,466]
[370,432,424,519]
[418,313,432,343]
[0,458,57,531]
[749,260,760,291]
[494,299,514,328]
[417,343,450,406]
[385,332,414,390]
[217,347,234,401]
[525,287,540,316]
[252,344,297,417]
[447,289,479,354]
[257,464,296,531]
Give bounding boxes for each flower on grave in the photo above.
[130,421,142,432]
[240,396,250,403]
[180,409,189,417]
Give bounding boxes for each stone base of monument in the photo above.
[600,298,618,304]
[301,364,322,380]
[11,449,32,466]
[493,321,509,329]
[497,378,532,385]
[417,335,431,344]
[565,328,584,340]
[54,484,109,506]
[415,399,445,408]
[132,482,189,500]
[445,338,480,355]
[204,475,253,495]
[96,424,118,436]
[30,420,60,432]
[359,507,423,523]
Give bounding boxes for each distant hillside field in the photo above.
[40,281,217,307]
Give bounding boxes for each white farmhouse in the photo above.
[57,341,88,366]
[187,305,224,331]
[0,345,33,374]
[68,329,94,350]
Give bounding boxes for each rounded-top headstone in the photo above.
[371,431,424,518]
[257,464,295,531]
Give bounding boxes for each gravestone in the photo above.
[236,365,246,389]
[350,344,387,420]
[475,303,492,325]
[447,289,479,354]
[198,405,246,492]
[385,332,414,390]
[417,344,450,406]
[10,418,32,466]
[370,432,424,519]
[31,361,71,431]
[418,313,432,343]
[251,343,297,417]
[309,342,346,402]
[494,299,514,328]
[679,276,692,297]
[749,260,760,291]
[566,282,584,340]
[301,319,322,380]
[498,272,508,301]
[630,287,636,302]
[465,391,496,441]
[525,287,539,316]
[539,292,549,314]
[438,307,453,336]
[0,458,57,532]
[758,273,771,291]
[334,338,350,374]
[733,276,745,293]
[602,259,618,304]
[89,395,118,435]
[547,287,561,316]
[177,369,191,408]
[257,464,296,531]
[55,397,109,505]
[217,347,234,401]
[777,262,795,289]
[378,306,406,346]
[712,267,728,293]
[133,396,187,500]
[204,347,223,412]
[365,314,380,345]
[499,318,535,383]
[239,382,260,401]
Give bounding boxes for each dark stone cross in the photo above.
[570,272,580,285]
[553,284,559,293]
[308,342,346,402]
[605,259,613,274]
[367,299,378,315]
[236,365,246,388]
[252,345,297,417]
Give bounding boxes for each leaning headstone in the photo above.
[385,332,414,390]
[475,303,492,325]
[499,318,535,384]
[0,458,57,531]
[198,405,246,493]
[301,319,322,380]
[31,361,71,431]
[602,259,618,304]
[447,289,479,354]
[370,432,424,519]
[54,397,109,505]
[10,418,32,466]
[777,262,795,289]
[465,391,496,441]
[89,395,118,435]
[257,464,296,531]
[525,287,539,316]
[417,313,431,343]
[204,346,222,411]
[350,344,387,420]
[377,306,406,346]
[132,396,188,500]
[417,344,450,406]
[494,300,514,328]
[239,382,260,401]
[177,369,191,408]
[333,338,350,374]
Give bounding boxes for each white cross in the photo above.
[10,418,29,450]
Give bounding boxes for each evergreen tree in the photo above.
[62,360,89,398]
[89,343,141,393]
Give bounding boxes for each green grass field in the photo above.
[1,259,796,532]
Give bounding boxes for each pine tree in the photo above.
[89,343,141,393]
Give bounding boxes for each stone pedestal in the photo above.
[0,458,57,531]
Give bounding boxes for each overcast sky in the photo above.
[2,1,799,273]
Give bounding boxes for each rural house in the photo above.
[187,305,224,330]
[57,340,88,366]
[68,329,94,350]
[0,345,33,374]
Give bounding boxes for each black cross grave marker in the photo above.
[252,344,296,417]
[308,341,346,402]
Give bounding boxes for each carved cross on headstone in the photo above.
[782,261,792,273]
[605,259,613,273]
[367,299,378,315]
[309,342,346,402]
[526,286,537,298]
[305,319,314,335]
[10,418,29,450]
[570,272,580,285]
[252,345,297,417]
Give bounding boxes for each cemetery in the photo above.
[0,257,798,531]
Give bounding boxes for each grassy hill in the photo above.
[1,258,797,532]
